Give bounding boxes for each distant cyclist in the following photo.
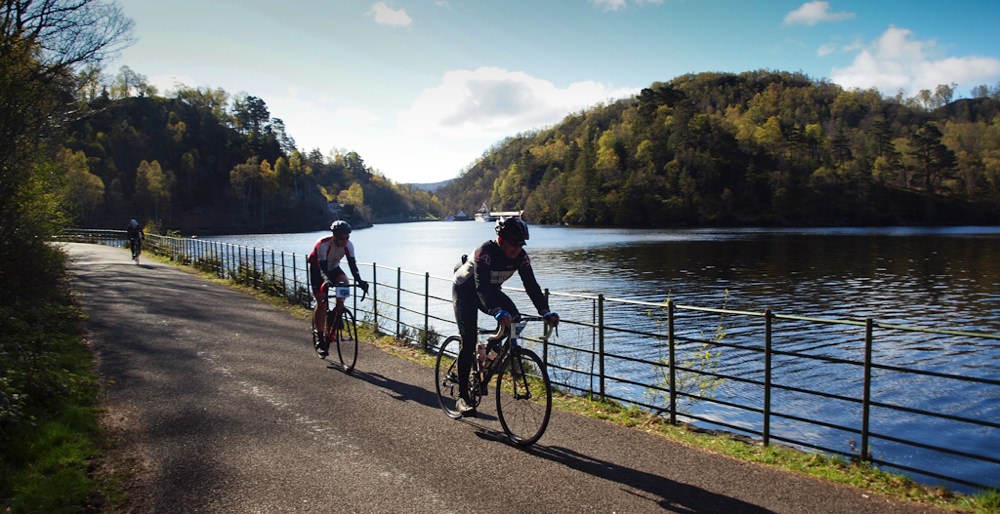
[308,221,369,358]
[126,219,143,262]
[451,217,559,416]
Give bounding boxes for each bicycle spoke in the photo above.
[496,348,551,445]
[435,336,467,419]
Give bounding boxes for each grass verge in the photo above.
[0,269,119,511]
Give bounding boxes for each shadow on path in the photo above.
[524,443,777,514]
[341,368,442,412]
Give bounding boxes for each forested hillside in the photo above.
[438,71,1000,226]
[60,70,443,233]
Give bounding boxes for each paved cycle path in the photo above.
[65,243,942,513]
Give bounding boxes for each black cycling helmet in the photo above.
[496,217,529,245]
[330,220,352,236]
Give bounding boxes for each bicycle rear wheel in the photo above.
[334,308,358,373]
[496,348,551,445]
[435,336,470,419]
[311,316,322,351]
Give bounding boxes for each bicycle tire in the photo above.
[311,316,322,350]
[333,307,358,373]
[435,336,469,419]
[130,239,141,262]
[496,348,551,446]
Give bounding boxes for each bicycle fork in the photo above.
[508,353,534,400]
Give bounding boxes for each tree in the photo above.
[258,159,278,223]
[110,65,156,98]
[0,0,133,292]
[230,157,261,217]
[58,148,105,224]
[176,86,229,119]
[268,118,297,154]
[910,122,958,197]
[338,182,365,208]
[135,160,171,220]
[232,94,269,135]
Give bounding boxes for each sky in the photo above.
[109,0,1000,185]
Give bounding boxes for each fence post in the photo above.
[668,299,676,425]
[281,251,286,298]
[372,263,379,333]
[543,289,550,363]
[396,267,402,338]
[598,294,606,401]
[424,272,430,348]
[763,308,773,446]
[253,247,259,289]
[861,318,874,462]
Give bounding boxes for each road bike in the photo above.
[312,283,366,373]
[128,236,142,263]
[435,315,554,446]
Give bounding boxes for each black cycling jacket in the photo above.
[456,240,550,317]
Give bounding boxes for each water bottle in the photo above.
[485,341,500,369]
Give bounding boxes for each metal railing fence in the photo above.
[56,229,1000,492]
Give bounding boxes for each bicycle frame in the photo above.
[435,314,555,445]
[474,315,553,393]
[315,282,367,372]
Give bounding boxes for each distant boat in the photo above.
[445,210,469,222]
[475,202,495,222]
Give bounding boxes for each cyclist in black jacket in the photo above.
[451,217,559,416]
[126,219,143,261]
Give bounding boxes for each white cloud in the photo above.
[592,0,627,11]
[397,67,638,140]
[369,2,412,27]
[817,43,838,57]
[784,1,854,26]
[148,73,198,94]
[591,0,661,11]
[831,26,1000,95]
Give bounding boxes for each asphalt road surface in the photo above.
[65,243,943,513]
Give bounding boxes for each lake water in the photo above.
[206,222,1000,491]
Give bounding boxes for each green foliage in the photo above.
[231,264,280,293]
[0,270,103,513]
[437,70,1000,226]
[61,91,444,231]
[645,296,727,414]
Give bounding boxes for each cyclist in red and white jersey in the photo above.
[308,220,369,357]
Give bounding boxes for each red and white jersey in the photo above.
[308,236,355,272]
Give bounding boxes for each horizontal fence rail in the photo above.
[56,228,1000,493]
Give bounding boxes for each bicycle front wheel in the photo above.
[334,308,358,373]
[435,336,467,419]
[496,348,551,445]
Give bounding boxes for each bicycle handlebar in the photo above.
[481,314,556,341]
[325,282,368,302]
